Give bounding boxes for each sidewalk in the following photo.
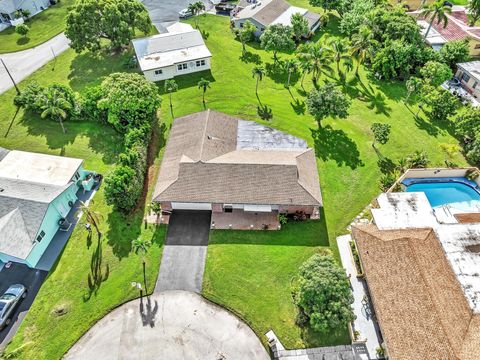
[0,33,70,94]
[337,234,383,360]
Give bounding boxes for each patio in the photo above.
[442,79,480,107]
[211,209,280,230]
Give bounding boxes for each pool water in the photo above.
[404,180,480,211]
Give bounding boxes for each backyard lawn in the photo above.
[0,48,167,359]
[0,0,75,53]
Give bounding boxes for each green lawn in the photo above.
[158,14,468,349]
[0,0,75,53]
[0,48,167,359]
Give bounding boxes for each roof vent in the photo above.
[0,188,4,192]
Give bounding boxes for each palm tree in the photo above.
[419,0,452,40]
[330,38,350,79]
[296,41,333,86]
[39,88,71,133]
[251,65,265,98]
[350,26,376,77]
[284,59,298,88]
[188,1,205,29]
[132,238,152,291]
[296,55,313,91]
[198,78,211,108]
[164,79,178,117]
[76,200,103,238]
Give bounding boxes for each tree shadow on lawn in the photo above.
[157,70,216,93]
[239,51,262,65]
[16,37,30,46]
[209,209,330,247]
[265,62,300,85]
[311,126,364,170]
[299,322,351,348]
[20,114,124,165]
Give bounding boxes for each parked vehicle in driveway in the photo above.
[0,284,27,330]
[179,8,193,18]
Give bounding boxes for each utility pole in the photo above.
[1,58,20,95]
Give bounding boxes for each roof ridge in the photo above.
[199,109,211,161]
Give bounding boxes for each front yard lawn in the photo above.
[0,48,167,359]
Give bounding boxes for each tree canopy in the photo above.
[65,0,151,52]
[439,39,470,69]
[260,24,295,64]
[371,123,391,147]
[307,83,351,127]
[455,107,480,164]
[419,60,452,87]
[291,12,309,41]
[237,20,257,53]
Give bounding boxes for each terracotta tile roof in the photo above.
[153,110,322,206]
[352,224,480,360]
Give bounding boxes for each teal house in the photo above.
[0,148,95,268]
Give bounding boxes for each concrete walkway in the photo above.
[337,234,383,360]
[64,291,270,360]
[0,33,70,94]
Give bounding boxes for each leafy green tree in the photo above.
[467,0,480,26]
[296,41,333,85]
[291,12,309,41]
[339,0,375,36]
[455,107,480,164]
[420,0,452,40]
[97,73,161,133]
[39,87,73,133]
[198,78,211,107]
[419,60,452,87]
[371,39,417,80]
[188,1,205,28]
[371,123,391,148]
[296,55,313,90]
[251,65,265,97]
[307,83,351,127]
[132,237,152,291]
[330,38,350,78]
[237,20,256,54]
[421,85,457,122]
[104,165,142,212]
[164,79,178,117]
[309,0,350,18]
[294,252,354,334]
[439,39,470,69]
[284,59,298,88]
[15,24,29,38]
[65,0,151,52]
[406,150,430,168]
[260,24,295,65]
[350,25,376,76]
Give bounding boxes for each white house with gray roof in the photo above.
[132,23,212,82]
[0,148,94,268]
[0,0,50,31]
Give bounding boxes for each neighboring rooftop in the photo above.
[153,110,322,206]
[458,61,480,83]
[353,224,480,360]
[132,25,212,71]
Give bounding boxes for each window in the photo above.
[475,44,480,49]
[474,81,478,89]
[223,205,233,213]
[36,230,46,242]
[196,59,206,67]
[73,172,80,181]
[154,69,163,75]
[462,73,471,83]
[177,63,188,71]
[240,23,243,28]
[260,28,265,31]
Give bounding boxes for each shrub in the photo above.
[380,172,397,191]
[104,166,143,212]
[13,81,43,111]
[82,85,106,122]
[407,150,430,168]
[293,252,354,333]
[15,23,29,38]
[279,213,288,225]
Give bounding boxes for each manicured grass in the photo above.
[0,0,75,53]
[0,48,167,359]
[159,14,469,349]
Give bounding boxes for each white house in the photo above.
[231,0,321,37]
[132,23,212,82]
[0,0,51,31]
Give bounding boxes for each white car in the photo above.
[179,8,193,19]
[0,284,27,330]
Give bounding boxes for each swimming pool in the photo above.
[402,177,480,212]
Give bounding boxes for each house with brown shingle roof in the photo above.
[152,110,322,230]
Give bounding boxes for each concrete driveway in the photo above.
[0,33,70,95]
[141,0,214,31]
[64,291,269,360]
[155,210,211,293]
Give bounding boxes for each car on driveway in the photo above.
[179,8,193,18]
[0,284,27,330]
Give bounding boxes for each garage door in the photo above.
[171,202,212,210]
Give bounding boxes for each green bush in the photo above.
[104,166,143,212]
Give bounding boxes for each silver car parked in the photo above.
[0,284,27,330]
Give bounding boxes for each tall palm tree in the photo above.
[132,238,152,291]
[76,200,103,238]
[296,55,313,91]
[198,78,211,108]
[164,79,178,117]
[188,1,205,29]
[39,88,71,133]
[330,38,350,79]
[284,59,298,88]
[420,0,452,40]
[296,41,333,86]
[350,26,376,77]
[251,65,265,97]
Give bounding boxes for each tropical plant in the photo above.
[296,41,333,85]
[330,38,350,79]
[419,60,453,87]
[148,202,162,222]
[188,1,205,28]
[251,65,265,97]
[164,79,178,117]
[439,39,470,69]
[307,83,351,127]
[468,0,480,26]
[284,59,298,88]
[291,12,309,41]
[39,88,72,133]
[198,78,211,107]
[237,20,256,54]
[455,107,480,165]
[260,24,295,65]
[371,123,391,148]
[405,77,423,103]
[132,237,152,291]
[296,54,313,90]
[76,200,103,238]
[350,25,376,76]
[15,24,29,38]
[419,0,452,40]
[407,150,430,168]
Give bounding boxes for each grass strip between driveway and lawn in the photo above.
[0,7,470,359]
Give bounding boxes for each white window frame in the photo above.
[177,63,188,71]
[154,69,163,75]
[196,59,206,67]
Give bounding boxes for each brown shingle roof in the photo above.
[253,0,290,26]
[153,110,322,206]
[352,225,480,360]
